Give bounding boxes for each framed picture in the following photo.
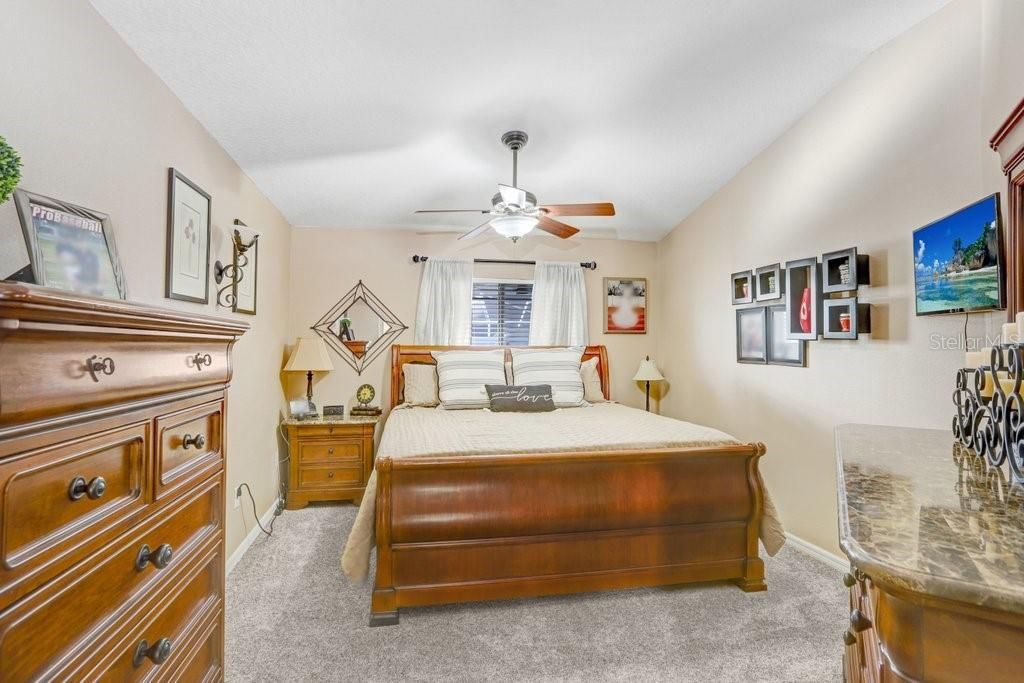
[233,239,257,315]
[165,169,211,303]
[736,306,767,364]
[766,305,806,367]
[12,188,127,299]
[604,277,647,334]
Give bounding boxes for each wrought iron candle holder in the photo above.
[953,343,1024,480]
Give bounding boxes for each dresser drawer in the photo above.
[0,328,230,426]
[156,611,223,683]
[0,478,221,682]
[298,463,363,488]
[0,421,148,608]
[155,400,224,501]
[297,438,362,464]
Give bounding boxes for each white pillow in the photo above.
[580,357,606,403]
[431,349,507,409]
[511,347,586,408]
[402,363,439,406]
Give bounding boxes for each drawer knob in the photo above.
[850,609,872,632]
[328,471,335,478]
[182,433,206,450]
[190,352,213,370]
[842,572,857,588]
[328,448,335,455]
[84,355,116,382]
[843,630,857,646]
[68,475,107,501]
[133,637,172,667]
[135,543,174,571]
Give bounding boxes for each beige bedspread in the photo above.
[341,403,785,581]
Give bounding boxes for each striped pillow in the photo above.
[431,349,507,409]
[510,347,587,408]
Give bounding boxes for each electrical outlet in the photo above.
[234,484,243,509]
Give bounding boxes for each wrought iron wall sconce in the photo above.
[214,219,258,308]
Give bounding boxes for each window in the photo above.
[471,279,533,346]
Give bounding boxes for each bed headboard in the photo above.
[390,344,611,409]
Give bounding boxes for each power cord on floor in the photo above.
[239,482,276,537]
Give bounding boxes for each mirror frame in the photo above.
[312,280,408,374]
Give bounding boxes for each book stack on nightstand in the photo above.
[283,415,379,509]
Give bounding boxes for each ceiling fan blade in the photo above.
[536,214,580,239]
[457,219,494,241]
[414,209,491,214]
[539,202,616,217]
[498,184,528,208]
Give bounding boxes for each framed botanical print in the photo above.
[233,239,257,315]
[12,188,128,299]
[736,306,767,364]
[604,277,647,334]
[766,305,806,367]
[166,169,211,303]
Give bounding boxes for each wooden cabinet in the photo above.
[0,282,245,682]
[284,417,378,509]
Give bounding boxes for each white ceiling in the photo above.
[91,0,947,241]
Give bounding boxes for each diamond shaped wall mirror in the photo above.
[312,280,408,374]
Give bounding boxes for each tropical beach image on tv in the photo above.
[913,194,1003,316]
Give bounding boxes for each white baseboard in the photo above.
[226,496,280,576]
[784,532,848,571]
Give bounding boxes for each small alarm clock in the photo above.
[356,383,375,407]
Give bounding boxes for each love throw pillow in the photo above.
[485,384,556,412]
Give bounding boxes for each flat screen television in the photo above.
[913,193,1004,316]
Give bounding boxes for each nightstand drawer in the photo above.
[298,439,362,464]
[297,464,362,488]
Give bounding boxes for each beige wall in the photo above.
[0,0,293,557]
[654,0,1023,556]
[286,229,657,414]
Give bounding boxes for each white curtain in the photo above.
[414,258,474,345]
[529,261,588,346]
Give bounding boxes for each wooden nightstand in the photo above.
[283,415,379,509]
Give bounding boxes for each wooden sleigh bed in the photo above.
[369,344,768,626]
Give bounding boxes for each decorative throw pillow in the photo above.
[510,347,586,408]
[402,363,439,406]
[485,384,556,412]
[580,357,606,403]
[431,349,507,409]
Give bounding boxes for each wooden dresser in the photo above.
[283,416,378,509]
[837,424,1024,683]
[0,283,246,681]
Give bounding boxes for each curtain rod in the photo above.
[411,255,597,270]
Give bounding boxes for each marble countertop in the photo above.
[282,414,380,426]
[837,424,1024,615]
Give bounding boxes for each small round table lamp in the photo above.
[633,356,664,412]
[284,336,334,414]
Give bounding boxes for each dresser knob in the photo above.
[850,609,872,632]
[182,433,206,450]
[133,637,172,667]
[84,355,116,382]
[842,572,857,587]
[843,630,857,646]
[135,543,174,571]
[328,448,335,455]
[327,471,335,478]
[68,475,107,501]
[190,352,213,370]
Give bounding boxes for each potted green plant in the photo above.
[0,135,22,205]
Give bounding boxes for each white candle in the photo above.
[965,349,992,368]
[1003,323,1019,343]
[1016,312,1024,341]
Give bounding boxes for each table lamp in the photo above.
[284,336,334,415]
[633,355,664,412]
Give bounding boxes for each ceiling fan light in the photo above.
[490,215,537,239]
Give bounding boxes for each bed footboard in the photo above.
[371,444,767,625]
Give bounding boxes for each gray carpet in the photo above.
[225,504,846,682]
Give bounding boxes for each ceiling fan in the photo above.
[414,130,616,241]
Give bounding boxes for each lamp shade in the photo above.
[284,336,334,372]
[632,356,664,382]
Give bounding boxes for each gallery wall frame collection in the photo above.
[733,247,872,365]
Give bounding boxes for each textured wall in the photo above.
[0,0,293,558]
[654,0,1023,555]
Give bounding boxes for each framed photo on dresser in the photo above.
[166,168,211,303]
[604,277,647,333]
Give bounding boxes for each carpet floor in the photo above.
[225,504,846,682]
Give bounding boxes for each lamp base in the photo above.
[645,381,651,412]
